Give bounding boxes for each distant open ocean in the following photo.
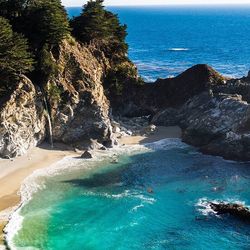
[68,5,250,81]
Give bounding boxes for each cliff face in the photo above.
[0,76,46,158]
[112,64,225,117]
[152,72,250,161]
[45,40,113,148]
[0,39,114,158]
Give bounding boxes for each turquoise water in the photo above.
[67,6,250,81]
[8,140,250,249]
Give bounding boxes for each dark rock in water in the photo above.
[209,202,250,221]
[81,151,93,159]
[248,70,250,78]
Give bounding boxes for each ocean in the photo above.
[68,5,250,81]
[5,140,250,249]
[5,6,250,250]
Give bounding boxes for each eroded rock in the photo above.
[0,76,46,158]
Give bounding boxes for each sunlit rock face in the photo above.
[45,40,114,149]
[0,76,46,158]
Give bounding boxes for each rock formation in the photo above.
[1,41,250,162]
[0,76,46,158]
[152,71,250,161]
[111,64,224,116]
[0,39,115,158]
[209,202,250,221]
[45,40,114,149]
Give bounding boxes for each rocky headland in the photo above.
[1,38,250,161]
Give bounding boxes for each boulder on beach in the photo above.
[81,151,93,159]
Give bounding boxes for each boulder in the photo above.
[81,151,93,159]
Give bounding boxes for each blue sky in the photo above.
[62,0,250,7]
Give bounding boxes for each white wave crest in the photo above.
[130,204,144,212]
[168,48,190,52]
[146,138,189,151]
[83,190,156,205]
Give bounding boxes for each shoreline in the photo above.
[0,143,76,247]
[0,126,181,248]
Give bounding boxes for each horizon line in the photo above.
[65,3,250,7]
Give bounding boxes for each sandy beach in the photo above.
[0,126,181,247]
[0,143,76,246]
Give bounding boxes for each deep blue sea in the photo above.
[68,6,250,81]
[5,6,250,250]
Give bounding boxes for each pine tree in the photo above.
[0,16,33,88]
[0,0,70,49]
[24,0,70,48]
[71,0,128,59]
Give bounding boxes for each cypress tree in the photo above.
[71,0,128,59]
[0,16,33,89]
[0,0,70,49]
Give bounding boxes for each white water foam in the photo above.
[145,138,189,151]
[168,48,190,52]
[82,189,156,205]
[4,138,186,249]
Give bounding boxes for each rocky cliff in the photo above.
[1,42,250,162]
[45,40,113,149]
[152,71,250,161]
[112,64,225,117]
[0,76,46,158]
[0,39,114,158]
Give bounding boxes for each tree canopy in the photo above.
[71,0,128,60]
[0,0,70,49]
[0,16,33,88]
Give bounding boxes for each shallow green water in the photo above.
[8,140,250,249]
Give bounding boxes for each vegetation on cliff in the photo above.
[70,0,142,95]
[0,0,141,97]
[71,0,128,60]
[0,0,70,87]
[0,16,33,92]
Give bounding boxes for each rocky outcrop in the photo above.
[153,91,250,161]
[0,76,46,158]
[45,40,114,149]
[0,39,116,158]
[209,202,250,221]
[112,64,225,116]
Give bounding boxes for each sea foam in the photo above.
[168,48,190,52]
